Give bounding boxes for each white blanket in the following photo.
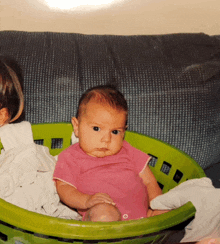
[0,121,81,220]
[150,177,220,242]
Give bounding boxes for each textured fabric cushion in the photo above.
[0,31,220,169]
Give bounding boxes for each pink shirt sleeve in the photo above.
[53,148,79,188]
[124,141,151,173]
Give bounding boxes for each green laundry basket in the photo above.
[0,123,206,244]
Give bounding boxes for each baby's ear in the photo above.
[71,117,79,137]
[0,108,9,126]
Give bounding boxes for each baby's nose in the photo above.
[101,132,111,142]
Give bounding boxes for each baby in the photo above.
[53,85,166,221]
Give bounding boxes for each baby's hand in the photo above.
[85,193,115,209]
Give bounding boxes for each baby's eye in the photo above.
[93,126,100,132]
[112,130,120,135]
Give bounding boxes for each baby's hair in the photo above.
[0,55,24,123]
[76,84,128,125]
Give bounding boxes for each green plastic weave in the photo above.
[0,123,206,244]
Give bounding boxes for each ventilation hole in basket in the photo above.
[148,154,158,167]
[0,232,7,241]
[160,162,171,175]
[34,139,44,145]
[157,182,164,190]
[51,138,63,149]
[173,170,183,183]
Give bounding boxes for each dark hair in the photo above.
[0,55,24,123]
[76,84,128,125]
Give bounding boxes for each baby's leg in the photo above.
[84,203,121,222]
[147,209,170,217]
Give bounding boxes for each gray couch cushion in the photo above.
[0,31,220,169]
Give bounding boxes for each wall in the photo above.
[0,0,220,35]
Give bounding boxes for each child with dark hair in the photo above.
[53,85,167,222]
[0,56,80,220]
[0,55,24,125]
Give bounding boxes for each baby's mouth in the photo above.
[97,148,109,151]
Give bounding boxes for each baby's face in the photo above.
[72,101,127,157]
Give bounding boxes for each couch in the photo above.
[0,30,220,186]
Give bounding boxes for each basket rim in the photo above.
[0,198,195,240]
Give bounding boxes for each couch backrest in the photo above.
[0,31,220,169]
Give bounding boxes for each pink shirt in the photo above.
[53,141,151,220]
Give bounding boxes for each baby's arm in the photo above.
[139,165,169,217]
[55,179,115,210]
[139,165,162,202]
